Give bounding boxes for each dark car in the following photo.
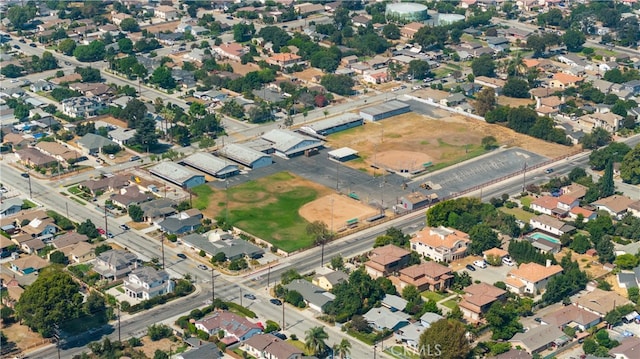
[21,173,29,178]
[29,43,36,47]
[19,39,26,43]
[465,264,476,271]
[243,293,256,300]
[119,224,130,230]
[269,298,282,306]
[545,168,554,174]
[272,332,287,340]
[534,317,542,323]
[107,232,114,238]
[226,16,233,20]
[12,44,19,49]
[177,253,187,259]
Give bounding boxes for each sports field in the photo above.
[195,172,374,252]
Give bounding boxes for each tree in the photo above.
[320,74,354,96]
[304,326,328,356]
[615,253,639,270]
[333,338,351,359]
[621,144,640,184]
[599,159,615,198]
[569,234,591,254]
[153,350,168,359]
[468,224,501,255]
[7,5,37,30]
[15,271,84,337]
[407,60,433,80]
[58,38,77,56]
[486,300,524,340]
[418,319,470,359]
[330,255,344,270]
[471,54,496,77]
[119,18,140,32]
[233,22,255,42]
[475,88,496,117]
[150,66,176,89]
[122,98,148,128]
[0,64,23,78]
[73,40,106,62]
[382,23,401,40]
[481,136,498,150]
[49,251,67,264]
[129,205,144,222]
[77,219,99,238]
[581,128,613,150]
[502,78,530,98]
[117,38,134,54]
[75,67,102,82]
[563,29,586,52]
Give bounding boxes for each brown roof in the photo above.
[22,238,45,251]
[483,247,508,258]
[399,262,452,280]
[592,194,635,214]
[3,133,28,145]
[10,255,49,271]
[610,337,640,359]
[530,87,556,98]
[52,232,88,249]
[531,196,558,210]
[563,183,588,198]
[16,148,57,166]
[368,245,410,266]
[463,283,506,307]
[402,22,426,32]
[540,96,564,107]
[531,214,568,230]
[553,72,583,84]
[35,141,78,160]
[243,334,302,358]
[541,305,600,327]
[509,262,563,284]
[411,226,470,251]
[570,206,594,217]
[79,174,130,192]
[575,288,632,315]
[195,310,261,337]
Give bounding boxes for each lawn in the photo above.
[499,207,536,222]
[198,172,327,253]
[22,199,37,209]
[190,184,213,210]
[520,196,534,207]
[442,298,459,310]
[421,291,445,303]
[287,339,311,355]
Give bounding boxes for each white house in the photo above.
[154,5,178,20]
[123,266,173,300]
[529,214,575,237]
[61,96,105,119]
[410,226,469,262]
[195,311,262,343]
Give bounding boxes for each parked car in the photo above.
[272,332,287,340]
[29,43,36,47]
[545,168,554,174]
[502,257,515,266]
[12,44,19,49]
[243,293,256,300]
[473,260,487,269]
[197,264,209,270]
[97,228,106,235]
[465,264,476,271]
[21,173,29,178]
[119,224,130,230]
[129,156,140,161]
[534,317,542,323]
[19,39,26,43]
[269,298,282,306]
[177,253,187,259]
[1,187,8,193]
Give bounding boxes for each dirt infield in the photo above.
[328,112,571,174]
[373,150,434,173]
[299,193,380,229]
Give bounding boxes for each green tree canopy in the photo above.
[471,54,496,77]
[418,319,471,359]
[320,74,354,96]
[621,144,640,184]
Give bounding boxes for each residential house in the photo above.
[493,349,533,359]
[9,255,48,274]
[140,199,177,223]
[157,209,203,234]
[154,5,179,20]
[483,247,509,262]
[61,96,105,118]
[609,337,640,359]
[458,283,507,321]
[557,53,587,68]
[21,215,58,239]
[577,112,623,133]
[535,96,564,117]
[195,310,262,344]
[92,249,138,280]
[16,147,57,167]
[181,231,265,261]
[486,37,509,52]
[124,266,173,300]
[110,187,154,208]
[381,294,408,312]
[108,128,136,146]
[474,76,505,94]
[0,198,24,218]
[295,3,325,16]
[78,174,130,196]
[394,322,427,354]
[352,15,371,27]
[529,214,575,236]
[568,206,597,222]
[69,82,112,98]
[574,288,632,318]
[411,226,469,262]
[391,262,453,292]
[176,343,223,359]
[312,270,348,291]
[213,43,248,62]
[2,133,30,150]
[540,305,601,331]
[77,133,118,156]
[363,70,389,84]
[241,334,303,359]
[30,79,53,92]
[35,141,78,163]
[21,238,45,254]
[111,12,132,26]
[364,244,411,279]
[550,73,583,90]
[0,272,24,308]
[283,279,335,312]
[622,80,640,96]
[505,261,563,294]
[266,53,305,68]
[401,22,426,39]
[60,241,95,263]
[363,306,409,331]
[509,325,567,355]
[592,195,635,219]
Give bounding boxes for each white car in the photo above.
[473,260,487,269]
[502,257,515,266]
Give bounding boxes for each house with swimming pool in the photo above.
[529,214,575,237]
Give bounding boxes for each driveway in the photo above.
[454,261,512,287]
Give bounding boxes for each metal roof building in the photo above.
[359,100,411,121]
[149,162,205,189]
[301,113,363,136]
[180,152,239,178]
[261,129,324,158]
[218,143,273,169]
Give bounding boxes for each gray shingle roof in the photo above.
[284,279,335,310]
[181,152,238,176]
[219,143,272,167]
[150,162,203,185]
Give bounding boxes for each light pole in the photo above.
[267,264,271,289]
[522,162,527,193]
[211,268,215,305]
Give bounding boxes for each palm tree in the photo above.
[304,326,329,356]
[333,339,351,359]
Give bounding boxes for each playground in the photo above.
[299,193,381,232]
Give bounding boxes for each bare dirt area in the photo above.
[327,112,570,174]
[294,67,324,83]
[554,248,610,279]
[374,150,434,173]
[220,61,261,76]
[2,322,51,355]
[497,96,535,107]
[138,337,175,358]
[93,115,128,129]
[299,193,380,229]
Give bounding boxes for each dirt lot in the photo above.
[138,337,175,358]
[327,112,570,174]
[497,96,535,107]
[299,193,380,229]
[2,322,51,355]
[294,67,324,83]
[220,60,261,76]
[554,248,610,279]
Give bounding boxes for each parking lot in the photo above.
[414,148,548,198]
[452,259,512,287]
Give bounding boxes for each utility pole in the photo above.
[104,206,108,236]
[211,268,215,304]
[282,301,285,331]
[240,287,242,307]
[27,169,32,199]
[53,323,61,359]
[335,159,339,192]
[161,235,165,270]
[65,202,69,219]
[267,265,271,289]
[117,304,121,342]
[522,162,527,192]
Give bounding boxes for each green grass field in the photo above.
[195,172,321,253]
[499,207,536,222]
[520,196,534,207]
[421,291,445,303]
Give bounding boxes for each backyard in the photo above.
[193,172,332,252]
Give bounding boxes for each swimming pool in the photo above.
[529,232,561,244]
